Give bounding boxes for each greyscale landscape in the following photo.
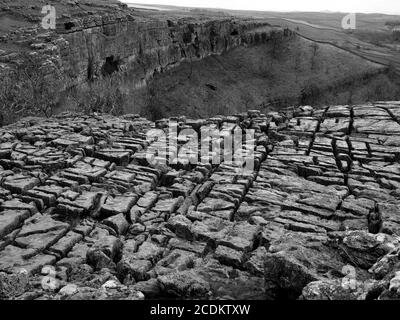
[0,0,400,303]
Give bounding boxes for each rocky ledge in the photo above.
[2,102,400,300]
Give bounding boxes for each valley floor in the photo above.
[126,36,399,120]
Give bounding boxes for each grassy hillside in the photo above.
[119,35,398,120]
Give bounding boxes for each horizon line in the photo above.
[123,2,400,16]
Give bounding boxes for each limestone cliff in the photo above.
[0,1,293,88]
[54,13,291,87]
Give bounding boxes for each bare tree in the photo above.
[67,74,126,115]
[310,42,319,70]
[293,48,302,82]
[187,55,194,79]
[0,53,64,124]
[145,78,165,121]
[270,30,284,61]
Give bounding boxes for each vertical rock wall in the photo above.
[55,13,292,86]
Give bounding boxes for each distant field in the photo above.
[269,17,400,74]
[224,11,400,75]
[256,12,400,31]
[126,4,171,11]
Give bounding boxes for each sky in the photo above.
[120,0,400,15]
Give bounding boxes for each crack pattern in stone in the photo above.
[1,103,400,300]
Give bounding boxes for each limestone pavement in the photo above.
[1,103,400,299]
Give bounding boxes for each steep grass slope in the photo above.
[125,35,398,120]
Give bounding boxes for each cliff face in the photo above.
[0,4,294,122]
[54,13,290,87]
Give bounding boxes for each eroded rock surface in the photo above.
[1,103,400,300]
